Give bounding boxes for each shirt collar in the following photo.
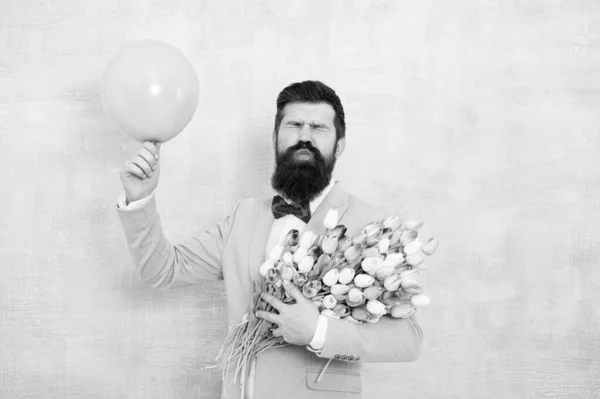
[309,180,336,214]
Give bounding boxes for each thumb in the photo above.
[283,280,304,302]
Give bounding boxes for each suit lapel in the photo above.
[305,181,350,234]
[247,198,274,285]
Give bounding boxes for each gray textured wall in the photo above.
[1,1,599,398]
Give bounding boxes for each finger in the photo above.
[283,280,304,302]
[144,141,161,158]
[132,155,153,178]
[271,328,282,338]
[138,148,158,169]
[256,310,281,325]
[261,292,285,312]
[125,163,146,179]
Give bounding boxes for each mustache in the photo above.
[286,141,321,156]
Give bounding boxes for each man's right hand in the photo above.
[120,141,161,205]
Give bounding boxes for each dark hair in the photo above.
[274,80,346,140]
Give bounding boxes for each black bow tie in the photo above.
[271,195,311,223]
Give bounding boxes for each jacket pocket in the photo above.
[306,368,362,393]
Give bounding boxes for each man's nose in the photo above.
[298,124,313,142]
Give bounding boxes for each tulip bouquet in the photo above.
[215,209,439,394]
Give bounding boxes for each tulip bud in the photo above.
[400,278,423,295]
[303,280,321,298]
[348,287,365,303]
[344,244,363,263]
[361,257,383,276]
[403,239,422,256]
[299,231,316,249]
[351,307,370,322]
[333,304,350,318]
[321,309,338,318]
[330,284,350,296]
[375,266,395,281]
[338,268,356,285]
[366,233,382,247]
[382,215,403,231]
[337,236,352,252]
[323,269,340,286]
[323,294,337,309]
[328,225,347,239]
[403,219,424,231]
[364,223,381,237]
[410,294,431,308]
[363,247,380,259]
[292,246,308,264]
[307,244,324,261]
[405,254,423,266]
[389,230,402,247]
[269,244,284,261]
[382,252,404,268]
[363,286,385,301]
[390,302,416,318]
[293,271,308,286]
[282,251,293,265]
[384,275,402,291]
[284,229,300,247]
[297,256,315,273]
[351,230,368,245]
[321,236,339,254]
[399,230,417,246]
[377,238,390,254]
[266,267,281,284]
[354,274,375,288]
[280,264,295,281]
[366,300,387,317]
[259,258,275,277]
[422,237,439,255]
[323,208,340,230]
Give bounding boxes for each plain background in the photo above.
[1,0,599,398]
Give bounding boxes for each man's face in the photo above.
[271,102,346,204]
[275,102,344,163]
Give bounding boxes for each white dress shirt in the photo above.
[116,181,336,350]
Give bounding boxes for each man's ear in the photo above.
[335,137,346,159]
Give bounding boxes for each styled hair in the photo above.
[274,80,346,140]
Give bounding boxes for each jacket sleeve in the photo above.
[314,314,423,362]
[116,193,241,289]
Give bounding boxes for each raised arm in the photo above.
[116,141,239,289]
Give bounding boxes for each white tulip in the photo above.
[410,294,431,308]
[354,274,375,288]
[299,231,316,249]
[375,266,395,281]
[377,238,390,254]
[382,253,404,268]
[297,256,315,273]
[259,258,275,277]
[323,208,340,230]
[323,294,338,309]
[269,244,284,261]
[322,269,340,286]
[282,251,293,265]
[338,268,356,285]
[361,257,383,276]
[348,288,365,303]
[403,239,422,256]
[330,284,350,296]
[292,246,308,264]
[366,300,387,316]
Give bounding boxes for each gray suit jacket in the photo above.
[117,182,423,398]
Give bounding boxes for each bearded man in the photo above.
[116,80,423,399]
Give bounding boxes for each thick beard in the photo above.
[271,141,336,204]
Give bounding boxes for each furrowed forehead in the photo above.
[281,102,336,124]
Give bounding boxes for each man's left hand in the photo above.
[256,280,320,346]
